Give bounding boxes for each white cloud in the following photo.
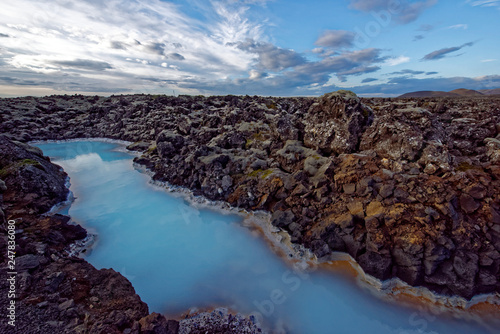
[468,0,500,7]
[249,69,266,80]
[447,24,468,30]
[0,0,263,95]
[481,59,497,62]
[384,56,410,66]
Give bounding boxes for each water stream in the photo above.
[35,140,498,334]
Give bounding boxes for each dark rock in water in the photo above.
[304,91,373,155]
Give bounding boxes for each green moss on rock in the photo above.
[248,169,273,179]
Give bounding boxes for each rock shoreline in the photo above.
[1,91,499,318]
[138,158,499,320]
[0,135,263,333]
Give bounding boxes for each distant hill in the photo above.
[480,88,500,95]
[398,90,459,98]
[449,88,484,96]
[398,88,492,98]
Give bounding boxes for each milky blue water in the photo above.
[36,141,497,334]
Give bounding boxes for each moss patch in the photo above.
[245,132,266,149]
[20,159,41,167]
[147,145,157,154]
[248,169,273,179]
[0,159,43,178]
[0,167,8,178]
[266,102,278,110]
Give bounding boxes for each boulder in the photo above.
[156,130,185,159]
[304,91,373,155]
[0,136,69,214]
[273,115,300,141]
[271,209,295,228]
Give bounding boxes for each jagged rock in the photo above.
[0,136,69,214]
[357,251,392,279]
[273,115,299,141]
[360,113,425,161]
[156,131,185,159]
[347,201,364,219]
[16,254,41,271]
[127,141,152,152]
[178,308,262,334]
[216,131,247,149]
[485,137,500,163]
[139,313,179,334]
[271,209,295,228]
[304,91,373,155]
[460,194,480,213]
[418,140,451,174]
[0,179,7,192]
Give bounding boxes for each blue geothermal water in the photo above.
[35,140,497,334]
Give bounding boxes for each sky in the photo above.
[0,0,499,97]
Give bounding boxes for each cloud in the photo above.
[0,0,264,95]
[417,24,434,31]
[0,75,56,86]
[0,33,10,38]
[337,66,380,82]
[447,24,468,30]
[413,24,434,41]
[144,42,167,56]
[425,71,438,75]
[389,69,425,75]
[385,56,410,66]
[51,59,113,71]
[248,69,267,80]
[168,53,185,61]
[481,59,497,62]
[349,0,437,24]
[467,0,500,8]
[385,74,500,92]
[287,48,386,83]
[422,42,475,61]
[0,0,495,98]
[0,68,132,93]
[227,0,273,5]
[176,47,387,95]
[110,41,127,50]
[315,30,356,48]
[237,39,306,71]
